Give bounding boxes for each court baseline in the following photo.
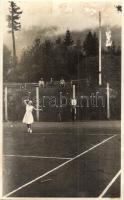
[4,155,72,160]
[4,132,117,136]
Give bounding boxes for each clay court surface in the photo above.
[3,121,121,198]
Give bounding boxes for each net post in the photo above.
[107,82,110,119]
[72,84,76,121]
[73,85,75,99]
[36,86,39,121]
[5,85,8,121]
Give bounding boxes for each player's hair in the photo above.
[28,100,33,104]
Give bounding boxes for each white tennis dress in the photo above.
[23,105,34,124]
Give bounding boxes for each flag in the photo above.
[105,27,112,47]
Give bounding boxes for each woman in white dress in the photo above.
[23,100,42,133]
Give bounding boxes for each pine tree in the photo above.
[83,31,98,56]
[7,1,22,67]
[63,29,73,47]
[92,33,98,55]
[109,41,115,55]
[116,45,121,55]
[56,37,62,45]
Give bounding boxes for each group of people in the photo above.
[38,77,66,88]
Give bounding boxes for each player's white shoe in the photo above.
[27,128,30,133]
[30,129,32,133]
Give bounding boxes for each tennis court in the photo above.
[3,121,121,197]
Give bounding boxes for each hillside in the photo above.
[4,25,121,58]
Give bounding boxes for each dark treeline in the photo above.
[3,29,121,85]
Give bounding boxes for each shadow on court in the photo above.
[3,121,121,197]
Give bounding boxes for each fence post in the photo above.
[72,85,77,121]
[36,86,39,121]
[73,84,75,99]
[5,86,8,121]
[107,82,110,119]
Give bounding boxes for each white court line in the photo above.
[5,131,118,136]
[4,134,117,198]
[99,170,121,198]
[4,154,72,160]
[29,133,116,135]
[83,134,117,136]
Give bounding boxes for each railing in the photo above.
[3,79,89,88]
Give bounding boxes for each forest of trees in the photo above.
[3,29,121,86]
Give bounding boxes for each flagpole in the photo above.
[99,11,102,85]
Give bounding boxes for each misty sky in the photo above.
[3,0,122,35]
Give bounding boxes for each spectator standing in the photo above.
[50,77,54,87]
[60,77,65,88]
[39,78,45,88]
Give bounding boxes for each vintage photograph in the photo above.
[2,0,122,198]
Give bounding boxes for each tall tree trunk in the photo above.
[11,2,16,67]
[12,29,16,67]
